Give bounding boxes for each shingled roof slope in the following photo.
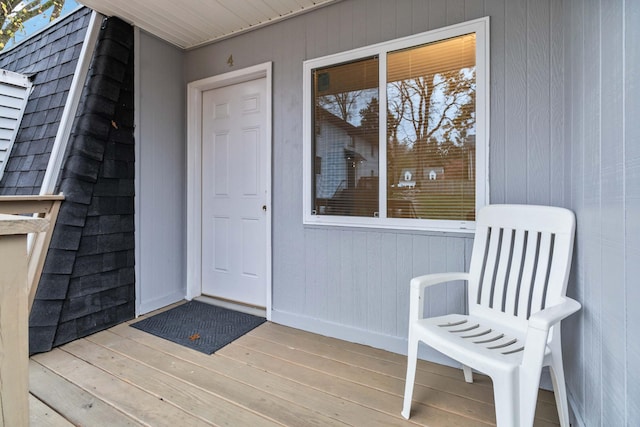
[0,7,92,195]
[29,15,136,354]
[0,7,136,354]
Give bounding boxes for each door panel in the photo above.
[201,77,267,307]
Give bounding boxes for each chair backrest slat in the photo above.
[529,232,554,315]
[469,225,489,304]
[515,231,540,319]
[468,205,575,324]
[491,227,514,311]
[504,229,526,315]
[478,226,501,307]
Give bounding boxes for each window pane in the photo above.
[312,57,379,217]
[387,34,476,221]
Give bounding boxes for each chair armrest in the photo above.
[408,273,469,321]
[520,298,581,373]
[528,297,581,331]
[410,272,469,291]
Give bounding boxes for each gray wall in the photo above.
[185,0,566,356]
[177,0,638,424]
[136,30,186,314]
[563,0,639,425]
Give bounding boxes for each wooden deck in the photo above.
[29,315,561,426]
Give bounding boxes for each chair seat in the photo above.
[413,313,550,375]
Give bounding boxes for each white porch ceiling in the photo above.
[78,0,340,50]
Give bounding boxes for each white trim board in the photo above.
[186,62,273,321]
[195,295,267,319]
[133,25,142,316]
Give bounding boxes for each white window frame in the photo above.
[302,17,490,232]
[0,69,33,181]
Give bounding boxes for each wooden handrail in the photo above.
[0,213,49,425]
[0,194,64,311]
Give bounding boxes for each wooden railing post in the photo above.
[0,214,48,426]
[0,194,64,311]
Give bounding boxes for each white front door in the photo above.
[201,77,268,307]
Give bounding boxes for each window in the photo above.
[303,17,489,232]
[0,69,32,181]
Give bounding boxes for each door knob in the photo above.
[262,205,267,212]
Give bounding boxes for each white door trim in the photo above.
[186,62,272,320]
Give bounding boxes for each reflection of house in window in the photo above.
[425,167,444,181]
[313,108,378,216]
[398,169,416,187]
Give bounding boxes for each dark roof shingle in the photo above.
[0,7,92,195]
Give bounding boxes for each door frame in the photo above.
[186,62,272,320]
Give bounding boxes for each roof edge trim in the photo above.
[40,10,104,195]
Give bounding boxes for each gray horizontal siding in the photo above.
[0,77,31,179]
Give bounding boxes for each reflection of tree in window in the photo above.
[387,34,476,221]
[317,91,361,125]
[312,57,379,217]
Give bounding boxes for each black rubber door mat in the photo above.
[130,301,266,354]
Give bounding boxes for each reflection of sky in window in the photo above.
[389,67,475,148]
[318,89,377,128]
[4,0,80,50]
[319,66,474,147]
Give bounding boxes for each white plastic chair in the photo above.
[401,205,581,426]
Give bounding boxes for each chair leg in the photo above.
[401,337,419,419]
[492,372,518,427]
[463,365,473,383]
[519,375,543,427]
[549,354,570,427]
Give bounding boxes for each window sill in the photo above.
[303,215,475,235]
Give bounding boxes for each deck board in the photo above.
[29,360,139,426]
[247,323,559,422]
[32,349,212,426]
[87,329,343,426]
[106,326,402,426]
[62,337,282,427]
[229,333,496,425]
[30,320,561,426]
[29,395,74,427]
